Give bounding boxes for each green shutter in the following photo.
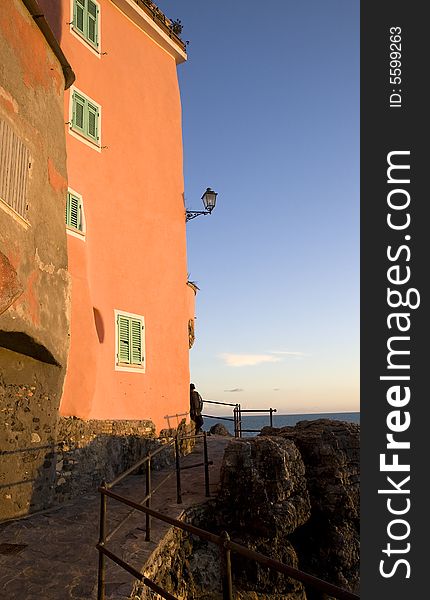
[75,0,85,34]
[87,102,98,140]
[66,192,83,231]
[73,0,99,48]
[65,194,70,225]
[73,92,85,131]
[130,319,143,365]
[118,316,131,364]
[87,0,99,46]
[117,315,144,367]
[71,91,100,144]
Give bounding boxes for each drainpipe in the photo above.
[21,0,76,89]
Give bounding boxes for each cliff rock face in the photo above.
[259,419,360,595]
[192,436,311,599]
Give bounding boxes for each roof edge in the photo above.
[21,0,76,89]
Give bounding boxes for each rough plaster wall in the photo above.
[0,0,70,520]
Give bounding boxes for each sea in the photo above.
[203,412,360,437]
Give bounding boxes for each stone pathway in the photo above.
[0,435,231,600]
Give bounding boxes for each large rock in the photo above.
[261,419,360,595]
[215,437,311,598]
[219,437,311,537]
[209,423,231,436]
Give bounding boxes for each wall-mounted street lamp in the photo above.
[185,188,218,222]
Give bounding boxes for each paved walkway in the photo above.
[0,435,231,600]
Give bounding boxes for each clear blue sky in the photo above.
[158,0,359,415]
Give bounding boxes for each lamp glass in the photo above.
[202,188,217,211]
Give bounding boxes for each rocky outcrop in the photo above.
[209,423,231,436]
[215,436,311,598]
[260,419,360,595]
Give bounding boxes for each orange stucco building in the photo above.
[40,0,195,432]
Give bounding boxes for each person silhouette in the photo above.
[189,383,204,434]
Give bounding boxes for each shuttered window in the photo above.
[65,190,84,232]
[73,0,99,49]
[0,119,30,220]
[116,314,145,368]
[71,90,100,144]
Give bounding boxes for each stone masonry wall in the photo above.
[54,417,157,503]
[1,412,194,521]
[54,417,195,507]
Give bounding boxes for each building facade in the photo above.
[40,0,195,433]
[0,0,73,519]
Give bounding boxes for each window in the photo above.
[65,190,84,234]
[0,119,30,221]
[71,89,100,144]
[73,0,100,49]
[116,312,145,371]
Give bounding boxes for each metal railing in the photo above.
[97,485,359,600]
[202,401,277,438]
[97,432,211,599]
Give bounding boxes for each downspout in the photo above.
[21,0,76,89]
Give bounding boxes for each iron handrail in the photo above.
[97,432,212,600]
[96,543,178,600]
[105,470,176,543]
[202,414,235,422]
[239,408,278,414]
[98,486,359,600]
[203,400,239,407]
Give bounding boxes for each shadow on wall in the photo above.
[93,307,104,343]
[36,0,64,44]
[0,345,64,521]
[0,402,195,521]
[0,428,173,522]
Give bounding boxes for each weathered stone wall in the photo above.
[0,0,70,521]
[54,417,157,502]
[1,411,194,520]
[55,417,195,503]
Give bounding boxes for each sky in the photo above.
[157,0,360,415]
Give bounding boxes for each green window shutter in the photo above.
[118,316,131,364]
[66,192,83,231]
[87,102,98,140]
[130,319,143,365]
[74,0,85,34]
[72,92,85,132]
[71,91,100,144]
[87,0,99,46]
[65,193,70,225]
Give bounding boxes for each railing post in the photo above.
[238,404,242,438]
[233,405,238,438]
[219,530,233,600]
[203,431,210,497]
[175,435,182,504]
[145,458,151,541]
[97,482,107,600]
[269,408,273,428]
